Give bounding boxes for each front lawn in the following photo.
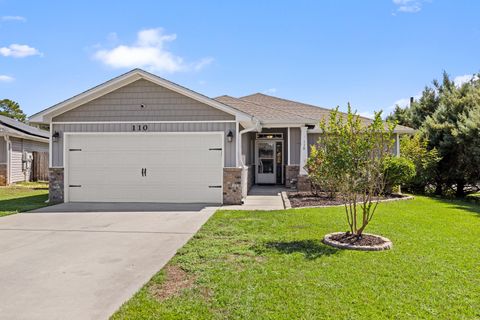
[0,182,49,217]
[112,197,480,319]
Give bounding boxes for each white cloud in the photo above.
[193,57,214,71]
[393,0,424,13]
[388,91,422,111]
[453,74,479,87]
[358,111,376,119]
[0,75,14,82]
[0,44,41,58]
[263,88,277,94]
[94,28,213,73]
[1,16,26,22]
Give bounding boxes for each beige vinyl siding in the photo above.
[0,139,6,163]
[7,138,49,183]
[23,140,49,153]
[51,122,236,168]
[290,128,301,165]
[10,138,24,183]
[52,79,235,122]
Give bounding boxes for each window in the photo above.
[256,133,283,140]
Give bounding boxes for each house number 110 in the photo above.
[132,125,148,131]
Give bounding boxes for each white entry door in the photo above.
[255,140,276,184]
[65,133,224,203]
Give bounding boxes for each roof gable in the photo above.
[29,69,251,124]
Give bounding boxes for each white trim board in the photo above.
[52,120,236,125]
[49,121,53,167]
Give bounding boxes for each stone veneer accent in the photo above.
[285,165,300,188]
[223,167,243,205]
[297,175,311,192]
[245,165,254,191]
[49,168,64,203]
[0,163,7,186]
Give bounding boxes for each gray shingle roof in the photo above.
[0,115,49,139]
[214,95,312,122]
[217,93,414,133]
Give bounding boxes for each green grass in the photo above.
[466,192,480,203]
[0,182,49,217]
[112,197,480,320]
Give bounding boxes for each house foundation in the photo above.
[223,167,243,205]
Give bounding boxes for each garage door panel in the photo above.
[67,133,223,203]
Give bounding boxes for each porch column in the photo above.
[299,126,308,175]
[287,127,291,165]
[396,133,400,157]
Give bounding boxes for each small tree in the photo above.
[307,105,396,237]
[0,99,27,123]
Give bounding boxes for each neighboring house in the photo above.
[0,115,49,185]
[29,69,414,205]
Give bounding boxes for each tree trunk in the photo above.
[434,182,443,196]
[456,180,466,198]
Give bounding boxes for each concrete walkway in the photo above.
[222,185,287,210]
[0,203,217,320]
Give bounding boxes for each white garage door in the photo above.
[65,133,224,203]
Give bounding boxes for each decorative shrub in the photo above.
[400,134,441,194]
[306,144,337,198]
[383,156,416,194]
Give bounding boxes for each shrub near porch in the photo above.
[112,197,480,320]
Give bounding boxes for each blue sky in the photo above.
[1,0,479,118]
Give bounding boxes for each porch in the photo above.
[222,185,287,210]
[238,126,310,197]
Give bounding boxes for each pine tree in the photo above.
[0,99,27,123]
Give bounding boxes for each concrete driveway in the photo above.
[0,203,217,320]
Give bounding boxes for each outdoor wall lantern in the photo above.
[52,131,60,142]
[226,130,234,142]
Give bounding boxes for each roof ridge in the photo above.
[243,92,333,112]
[237,95,317,122]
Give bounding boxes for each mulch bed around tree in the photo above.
[287,191,407,208]
[330,232,386,246]
[323,232,393,251]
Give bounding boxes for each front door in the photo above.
[255,140,283,184]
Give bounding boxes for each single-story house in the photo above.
[29,69,414,204]
[0,115,49,185]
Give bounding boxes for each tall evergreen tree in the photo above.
[423,73,480,196]
[0,99,27,123]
